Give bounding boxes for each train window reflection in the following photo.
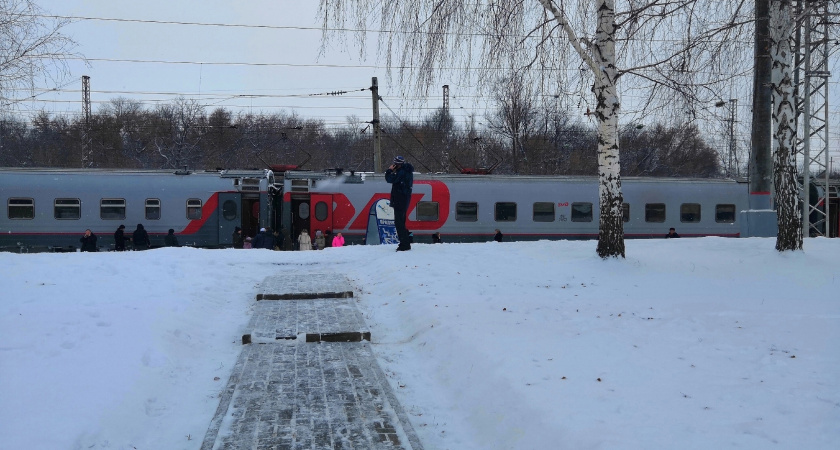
[495,202,517,222]
[622,203,630,223]
[456,202,478,222]
[314,201,328,221]
[54,198,80,220]
[222,200,238,221]
[145,199,161,220]
[571,202,593,222]
[716,204,736,223]
[100,198,126,220]
[680,203,701,223]
[645,203,666,222]
[8,198,34,219]
[532,202,554,222]
[416,201,439,221]
[187,199,202,220]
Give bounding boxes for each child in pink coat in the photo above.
[331,232,345,247]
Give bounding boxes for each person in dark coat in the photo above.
[324,229,333,248]
[494,229,503,242]
[80,229,98,252]
[132,224,150,250]
[273,228,285,250]
[385,155,414,251]
[114,225,128,251]
[253,227,267,249]
[262,227,275,250]
[232,226,244,249]
[666,227,680,238]
[432,232,443,244]
[164,229,180,247]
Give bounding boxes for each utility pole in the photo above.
[740,0,777,237]
[728,99,737,177]
[81,75,92,168]
[370,77,382,173]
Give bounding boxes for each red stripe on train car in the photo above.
[180,192,220,235]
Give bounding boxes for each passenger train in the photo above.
[0,166,753,252]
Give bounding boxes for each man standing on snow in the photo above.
[386,155,414,251]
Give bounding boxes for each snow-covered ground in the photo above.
[1,238,838,449]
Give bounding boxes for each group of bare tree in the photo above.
[0,95,722,178]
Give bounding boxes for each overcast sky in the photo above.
[17,1,840,166]
[29,0,467,129]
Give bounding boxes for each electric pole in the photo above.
[371,77,382,173]
[81,75,92,168]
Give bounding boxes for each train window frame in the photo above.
[186,199,202,220]
[8,198,34,220]
[456,201,478,222]
[54,198,81,220]
[532,202,555,222]
[622,203,630,223]
[314,201,329,221]
[222,200,238,221]
[416,201,439,221]
[680,203,701,223]
[145,199,161,220]
[571,202,593,222]
[100,198,126,220]
[495,202,517,222]
[715,204,737,223]
[645,203,666,223]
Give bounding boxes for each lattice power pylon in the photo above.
[81,75,93,168]
[795,1,832,237]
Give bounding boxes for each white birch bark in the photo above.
[769,0,802,251]
[538,0,624,258]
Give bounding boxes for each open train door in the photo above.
[218,193,241,246]
[309,193,333,236]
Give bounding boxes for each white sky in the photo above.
[15,0,840,167]
[1,238,838,449]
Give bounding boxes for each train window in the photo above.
[571,202,593,222]
[680,203,701,223]
[533,202,555,222]
[645,203,666,222]
[416,201,439,221]
[716,204,736,223]
[54,198,81,220]
[314,201,329,221]
[145,199,161,220]
[222,200,238,221]
[456,202,478,222]
[495,202,517,222]
[100,198,126,220]
[8,198,34,220]
[187,199,202,220]
[622,203,630,223]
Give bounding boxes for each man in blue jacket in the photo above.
[385,156,414,251]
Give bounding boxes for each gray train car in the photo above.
[0,168,277,252]
[281,171,749,246]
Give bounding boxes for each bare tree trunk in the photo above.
[592,0,624,258]
[770,0,802,251]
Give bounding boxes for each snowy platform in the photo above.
[201,273,422,450]
[256,273,354,300]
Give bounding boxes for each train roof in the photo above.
[282,169,747,184]
[0,167,273,178]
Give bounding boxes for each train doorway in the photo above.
[290,196,310,249]
[242,196,261,239]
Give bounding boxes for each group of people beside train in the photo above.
[231,225,346,251]
[80,223,175,252]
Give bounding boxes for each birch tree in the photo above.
[0,0,77,104]
[769,0,802,251]
[320,0,751,258]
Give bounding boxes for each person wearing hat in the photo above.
[385,155,414,251]
[114,224,128,251]
[232,226,244,249]
[253,227,270,249]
